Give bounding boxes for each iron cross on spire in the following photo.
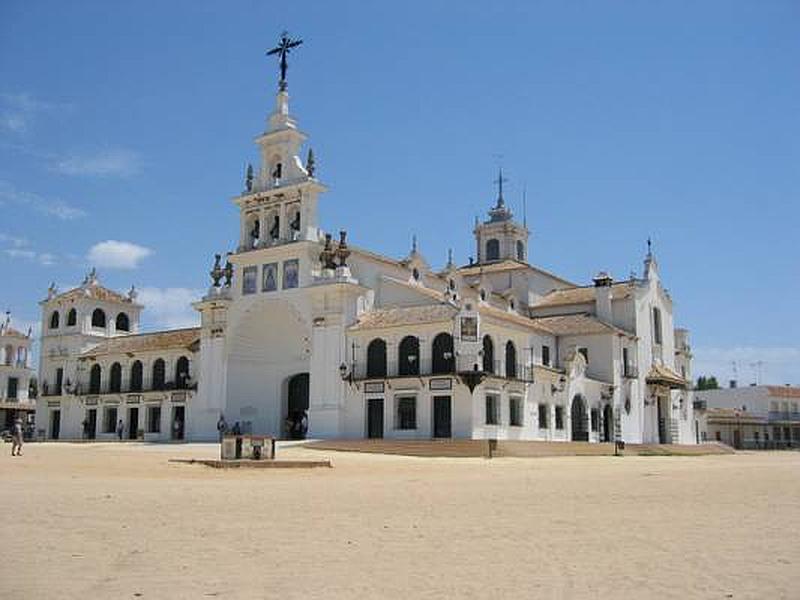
[267,31,303,91]
[494,167,508,208]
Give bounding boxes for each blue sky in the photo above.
[1,1,798,384]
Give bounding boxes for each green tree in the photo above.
[695,375,720,390]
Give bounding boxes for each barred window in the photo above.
[396,397,416,430]
[538,404,548,428]
[509,397,523,427]
[485,394,499,425]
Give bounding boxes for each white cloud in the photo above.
[0,233,58,267]
[137,287,201,330]
[0,180,86,220]
[53,148,141,177]
[87,240,153,270]
[693,346,800,387]
[0,92,66,135]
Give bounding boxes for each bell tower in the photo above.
[474,168,529,264]
[235,32,326,252]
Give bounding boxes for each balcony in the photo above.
[622,365,639,379]
[352,356,534,384]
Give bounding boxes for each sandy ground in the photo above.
[1,443,798,600]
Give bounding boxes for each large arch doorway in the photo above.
[602,404,613,442]
[571,395,589,441]
[286,373,309,439]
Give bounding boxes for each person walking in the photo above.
[116,419,124,441]
[11,418,23,456]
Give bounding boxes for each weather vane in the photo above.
[267,31,303,91]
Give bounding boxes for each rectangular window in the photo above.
[509,397,523,426]
[542,345,550,367]
[283,259,299,289]
[591,408,599,432]
[104,407,118,433]
[7,377,19,399]
[622,348,629,376]
[262,262,278,292]
[555,406,564,430]
[485,394,499,425]
[538,404,548,428]
[653,307,663,344]
[146,406,161,433]
[395,396,416,430]
[242,266,257,295]
[578,347,588,364]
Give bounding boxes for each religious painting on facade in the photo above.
[242,266,257,295]
[262,262,278,292]
[283,259,299,289]
[460,316,478,342]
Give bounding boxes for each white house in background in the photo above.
[37,49,696,444]
[0,314,35,431]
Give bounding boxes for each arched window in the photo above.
[67,308,77,326]
[109,362,122,393]
[129,360,143,392]
[91,308,106,328]
[486,239,500,261]
[482,335,494,373]
[89,364,102,394]
[366,339,387,378]
[49,311,60,329]
[115,313,130,332]
[175,356,190,389]
[431,333,454,374]
[152,358,166,390]
[398,336,420,376]
[516,240,525,261]
[505,341,517,379]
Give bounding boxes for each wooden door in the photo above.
[433,396,452,438]
[367,399,384,439]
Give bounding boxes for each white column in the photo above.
[258,206,267,247]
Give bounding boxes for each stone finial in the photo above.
[336,230,351,267]
[245,163,254,192]
[446,248,454,270]
[223,253,234,287]
[210,254,224,287]
[128,285,138,302]
[47,282,57,299]
[306,148,315,177]
[411,234,418,254]
[319,233,337,270]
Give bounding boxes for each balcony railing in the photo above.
[354,356,534,382]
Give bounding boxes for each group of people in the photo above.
[215,411,308,440]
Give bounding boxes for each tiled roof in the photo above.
[530,313,632,337]
[350,305,457,331]
[80,328,200,357]
[0,325,28,339]
[51,284,133,305]
[478,304,552,333]
[766,386,800,399]
[380,275,447,302]
[533,282,634,308]
[457,259,575,286]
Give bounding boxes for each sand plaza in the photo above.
[1,441,798,599]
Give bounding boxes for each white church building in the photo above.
[36,44,696,445]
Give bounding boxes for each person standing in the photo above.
[116,419,124,441]
[216,414,227,442]
[11,418,23,456]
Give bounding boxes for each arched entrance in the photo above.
[286,373,309,439]
[571,395,589,441]
[602,404,613,442]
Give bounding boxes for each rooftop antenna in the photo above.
[750,361,764,386]
[522,183,528,228]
